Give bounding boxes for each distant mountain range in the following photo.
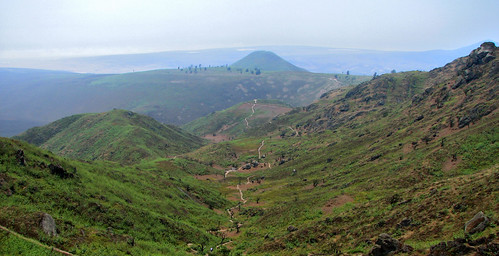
[0,42,492,74]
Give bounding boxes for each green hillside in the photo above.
[14,109,203,164]
[0,137,231,255]
[1,43,497,255]
[186,43,499,255]
[231,51,307,72]
[182,99,292,141]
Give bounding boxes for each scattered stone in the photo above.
[397,218,412,228]
[429,188,438,195]
[369,154,382,161]
[40,213,57,236]
[464,211,489,234]
[458,103,494,128]
[368,233,412,256]
[49,164,74,178]
[429,235,498,256]
[414,115,424,122]
[287,225,298,232]
[339,104,350,112]
[15,149,26,166]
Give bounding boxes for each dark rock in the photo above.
[464,211,489,234]
[429,188,438,195]
[339,104,350,112]
[452,76,466,89]
[369,154,382,161]
[287,225,298,232]
[49,164,74,178]
[458,103,494,128]
[40,213,57,236]
[397,218,412,228]
[477,242,499,255]
[429,239,473,256]
[368,233,412,256]
[414,115,424,122]
[15,149,26,166]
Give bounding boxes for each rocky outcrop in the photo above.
[429,234,498,256]
[464,211,489,234]
[368,233,412,256]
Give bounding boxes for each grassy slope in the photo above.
[0,137,232,255]
[187,44,499,255]
[182,99,292,139]
[14,109,204,164]
[231,51,307,72]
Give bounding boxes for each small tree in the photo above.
[346,70,350,75]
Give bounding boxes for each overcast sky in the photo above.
[1,0,498,59]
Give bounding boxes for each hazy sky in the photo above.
[1,0,498,59]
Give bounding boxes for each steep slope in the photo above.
[14,109,203,163]
[0,67,369,136]
[231,51,308,72]
[186,43,499,255]
[0,137,230,255]
[182,99,292,141]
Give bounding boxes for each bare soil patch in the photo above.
[322,195,354,214]
[203,134,230,143]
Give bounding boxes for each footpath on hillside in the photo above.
[0,225,74,255]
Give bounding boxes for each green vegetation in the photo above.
[183,99,292,139]
[0,137,230,255]
[14,109,204,164]
[1,44,497,255]
[185,45,499,254]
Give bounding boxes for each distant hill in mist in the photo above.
[0,42,491,74]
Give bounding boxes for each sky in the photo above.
[1,0,498,59]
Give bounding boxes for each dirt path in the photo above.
[0,225,74,255]
[236,185,247,203]
[225,168,237,178]
[244,99,257,128]
[258,140,265,159]
[288,126,298,137]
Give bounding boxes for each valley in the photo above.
[1,44,498,255]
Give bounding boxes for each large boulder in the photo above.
[40,213,57,236]
[368,233,412,256]
[464,211,489,234]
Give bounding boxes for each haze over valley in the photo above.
[0,1,498,255]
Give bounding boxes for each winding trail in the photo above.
[244,99,257,128]
[258,140,265,159]
[224,168,237,178]
[236,185,247,203]
[288,126,298,137]
[0,225,74,255]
